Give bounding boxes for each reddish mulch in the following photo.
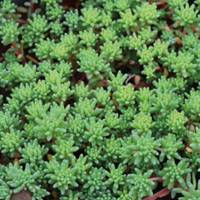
[10,191,32,200]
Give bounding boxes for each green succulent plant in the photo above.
[0,20,20,45]
[127,169,155,200]
[160,160,191,189]
[121,134,159,168]
[1,0,200,199]
[45,160,78,194]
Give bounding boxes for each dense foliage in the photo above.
[0,0,200,199]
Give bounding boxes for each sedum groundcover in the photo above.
[0,0,200,199]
